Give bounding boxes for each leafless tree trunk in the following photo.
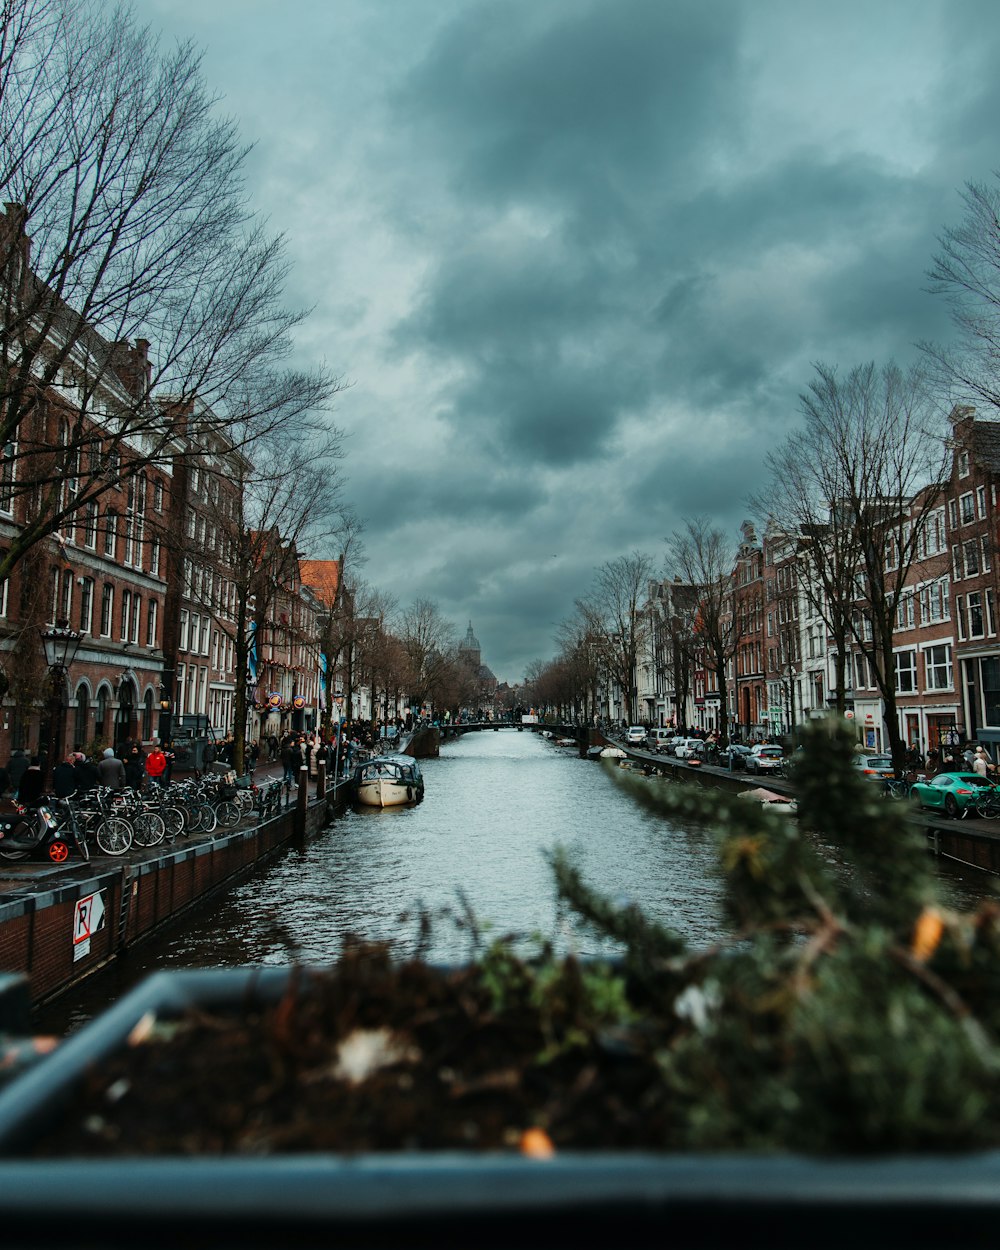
[163,425,346,773]
[576,551,654,725]
[770,362,948,770]
[399,598,457,714]
[666,519,740,728]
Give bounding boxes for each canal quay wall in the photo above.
[610,735,1000,879]
[0,781,344,1008]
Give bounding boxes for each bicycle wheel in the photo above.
[161,805,186,840]
[235,791,255,817]
[69,818,90,861]
[132,811,165,847]
[0,844,29,860]
[183,802,204,833]
[197,803,217,833]
[96,817,133,856]
[214,800,241,829]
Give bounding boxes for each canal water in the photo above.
[34,728,1000,1034]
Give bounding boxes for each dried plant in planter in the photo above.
[24,718,1000,1157]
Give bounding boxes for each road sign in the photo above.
[73,890,106,962]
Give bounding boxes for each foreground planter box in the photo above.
[2,969,1000,1247]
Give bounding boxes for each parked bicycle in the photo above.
[975,789,1000,821]
[253,779,283,821]
[68,787,134,856]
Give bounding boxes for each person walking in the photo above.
[145,741,168,788]
[17,758,44,805]
[124,744,146,790]
[52,753,78,798]
[289,736,305,784]
[97,748,126,790]
[280,738,294,786]
[6,747,28,795]
[72,752,98,792]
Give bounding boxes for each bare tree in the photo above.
[165,425,346,772]
[576,552,654,725]
[780,362,947,769]
[924,174,1000,413]
[0,0,342,582]
[398,598,457,714]
[666,518,740,728]
[555,611,602,723]
[752,435,863,715]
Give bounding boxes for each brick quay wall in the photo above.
[0,791,338,1008]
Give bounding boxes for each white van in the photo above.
[649,728,674,749]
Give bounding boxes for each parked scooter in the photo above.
[0,798,88,863]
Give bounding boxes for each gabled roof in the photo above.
[299,558,342,608]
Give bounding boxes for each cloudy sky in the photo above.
[143,0,998,683]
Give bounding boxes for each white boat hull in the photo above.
[355,778,418,808]
[352,754,424,808]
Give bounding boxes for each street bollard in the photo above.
[316,759,327,800]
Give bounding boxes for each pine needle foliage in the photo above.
[549,716,1000,1152]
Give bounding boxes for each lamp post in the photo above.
[40,619,84,786]
[158,681,173,746]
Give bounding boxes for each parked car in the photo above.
[721,743,753,771]
[909,771,996,819]
[662,735,687,755]
[853,754,895,782]
[648,728,674,751]
[673,738,705,760]
[745,745,785,775]
[625,726,647,746]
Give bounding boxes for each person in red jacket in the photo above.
[145,741,168,788]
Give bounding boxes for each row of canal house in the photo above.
[637,407,1000,757]
[0,203,350,764]
[0,382,334,761]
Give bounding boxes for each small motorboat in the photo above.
[738,786,796,815]
[351,754,425,808]
[585,744,605,760]
[600,746,626,759]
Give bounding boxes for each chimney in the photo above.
[108,339,152,400]
[1,203,30,299]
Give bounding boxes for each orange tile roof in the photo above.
[300,558,341,607]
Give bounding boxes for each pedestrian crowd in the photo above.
[0,713,419,807]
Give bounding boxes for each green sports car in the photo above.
[909,771,996,819]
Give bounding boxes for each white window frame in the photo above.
[894,649,917,694]
[923,643,952,692]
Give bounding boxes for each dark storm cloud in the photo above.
[396,0,741,208]
[145,0,1000,680]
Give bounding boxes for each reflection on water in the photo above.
[34,728,1000,1034]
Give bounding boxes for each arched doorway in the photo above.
[95,684,112,747]
[115,677,137,751]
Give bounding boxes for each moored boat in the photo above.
[352,754,425,808]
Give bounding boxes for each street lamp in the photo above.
[40,618,84,784]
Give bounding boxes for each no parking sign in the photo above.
[72,890,106,962]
